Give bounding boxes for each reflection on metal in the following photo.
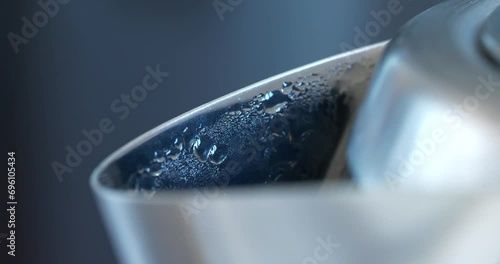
[348,0,500,191]
[480,6,500,65]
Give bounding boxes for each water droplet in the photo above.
[154,156,165,163]
[172,137,183,150]
[209,144,228,165]
[149,162,163,177]
[262,90,290,114]
[167,148,181,160]
[280,86,293,94]
[193,136,214,162]
[265,102,287,114]
[256,93,266,102]
[182,126,199,150]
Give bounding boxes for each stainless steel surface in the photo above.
[348,0,500,191]
[94,184,500,264]
[481,6,500,64]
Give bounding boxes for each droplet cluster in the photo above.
[126,61,374,192]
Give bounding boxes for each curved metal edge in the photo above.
[347,0,500,191]
[89,41,389,203]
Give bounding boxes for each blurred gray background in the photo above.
[3,0,442,263]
